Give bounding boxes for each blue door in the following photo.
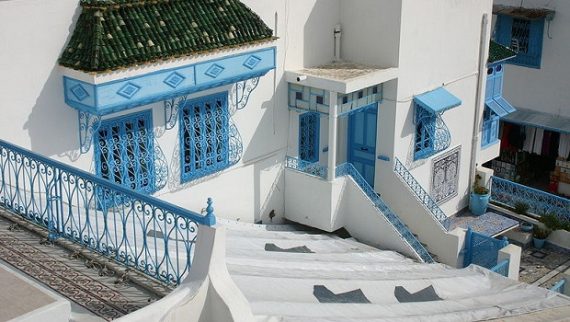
[348,105,377,187]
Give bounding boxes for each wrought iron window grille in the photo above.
[495,14,545,68]
[299,112,320,163]
[413,103,451,160]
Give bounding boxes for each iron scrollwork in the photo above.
[78,111,102,154]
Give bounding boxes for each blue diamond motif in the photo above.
[205,64,225,78]
[243,55,262,70]
[117,82,141,99]
[70,84,89,101]
[163,72,186,89]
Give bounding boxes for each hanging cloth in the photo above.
[522,126,536,153]
[542,130,552,156]
[532,128,544,155]
[559,133,570,159]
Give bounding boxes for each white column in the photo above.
[327,91,338,181]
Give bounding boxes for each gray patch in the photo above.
[264,243,314,253]
[394,285,442,303]
[313,285,370,303]
[146,230,164,238]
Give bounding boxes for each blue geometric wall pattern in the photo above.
[163,72,186,89]
[243,55,262,70]
[205,64,225,78]
[70,84,90,102]
[63,47,276,116]
[117,82,141,99]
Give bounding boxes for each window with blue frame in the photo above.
[95,110,155,194]
[495,14,545,68]
[299,112,320,162]
[414,104,437,160]
[180,92,230,182]
[481,107,500,148]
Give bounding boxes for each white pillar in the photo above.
[498,244,522,281]
[327,91,338,181]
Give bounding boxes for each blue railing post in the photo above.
[463,227,473,268]
[204,197,216,226]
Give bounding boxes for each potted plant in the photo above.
[469,174,490,216]
[533,227,549,249]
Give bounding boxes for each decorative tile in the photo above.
[204,64,225,78]
[70,84,90,101]
[243,55,262,70]
[163,72,186,89]
[117,82,141,99]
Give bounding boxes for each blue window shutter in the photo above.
[491,117,500,142]
[299,112,320,162]
[493,70,503,98]
[528,19,545,68]
[485,72,494,101]
[495,15,513,47]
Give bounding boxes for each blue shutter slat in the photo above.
[495,15,513,47]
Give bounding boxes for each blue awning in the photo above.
[414,87,462,114]
[485,97,516,118]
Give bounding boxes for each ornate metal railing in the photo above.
[490,259,509,277]
[394,158,450,231]
[285,156,327,179]
[336,163,434,263]
[463,227,508,270]
[550,279,566,294]
[491,176,570,221]
[0,139,215,285]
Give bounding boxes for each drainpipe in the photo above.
[328,91,339,181]
[334,24,342,61]
[469,14,489,190]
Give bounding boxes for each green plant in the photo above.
[533,227,549,239]
[514,202,530,215]
[472,174,489,195]
[539,212,570,231]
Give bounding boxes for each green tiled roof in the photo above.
[59,0,274,72]
[488,41,516,64]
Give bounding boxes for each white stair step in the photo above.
[227,248,413,264]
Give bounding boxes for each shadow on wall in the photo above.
[303,0,337,67]
[23,6,82,160]
[242,73,288,223]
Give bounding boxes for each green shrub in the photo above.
[514,202,530,215]
[539,213,570,231]
[533,227,549,239]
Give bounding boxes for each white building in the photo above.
[1,0,570,321]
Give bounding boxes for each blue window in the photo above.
[414,104,437,160]
[95,110,155,194]
[495,15,545,68]
[299,112,320,162]
[180,92,230,182]
[481,107,500,148]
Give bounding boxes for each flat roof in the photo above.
[286,61,398,94]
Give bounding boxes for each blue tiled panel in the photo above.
[64,47,276,116]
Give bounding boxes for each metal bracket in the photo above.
[78,111,101,154]
[234,77,260,112]
[164,96,188,130]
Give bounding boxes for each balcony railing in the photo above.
[394,158,450,231]
[336,162,434,263]
[0,139,214,285]
[285,156,327,179]
[491,176,570,221]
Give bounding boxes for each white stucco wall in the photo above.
[0,0,344,224]
[493,0,570,118]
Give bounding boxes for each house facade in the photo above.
[0,0,500,266]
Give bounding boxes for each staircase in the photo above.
[223,222,570,322]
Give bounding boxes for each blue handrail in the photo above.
[336,162,434,263]
[491,176,570,221]
[550,279,566,294]
[285,156,327,179]
[0,139,214,285]
[394,158,450,231]
[490,259,509,277]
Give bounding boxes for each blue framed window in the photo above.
[299,112,320,162]
[180,92,230,182]
[414,104,437,160]
[481,107,500,148]
[95,110,155,194]
[495,14,545,68]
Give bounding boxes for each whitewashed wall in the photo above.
[382,0,493,216]
[0,0,344,224]
[494,0,570,118]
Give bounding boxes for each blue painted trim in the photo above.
[179,91,232,183]
[64,47,276,116]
